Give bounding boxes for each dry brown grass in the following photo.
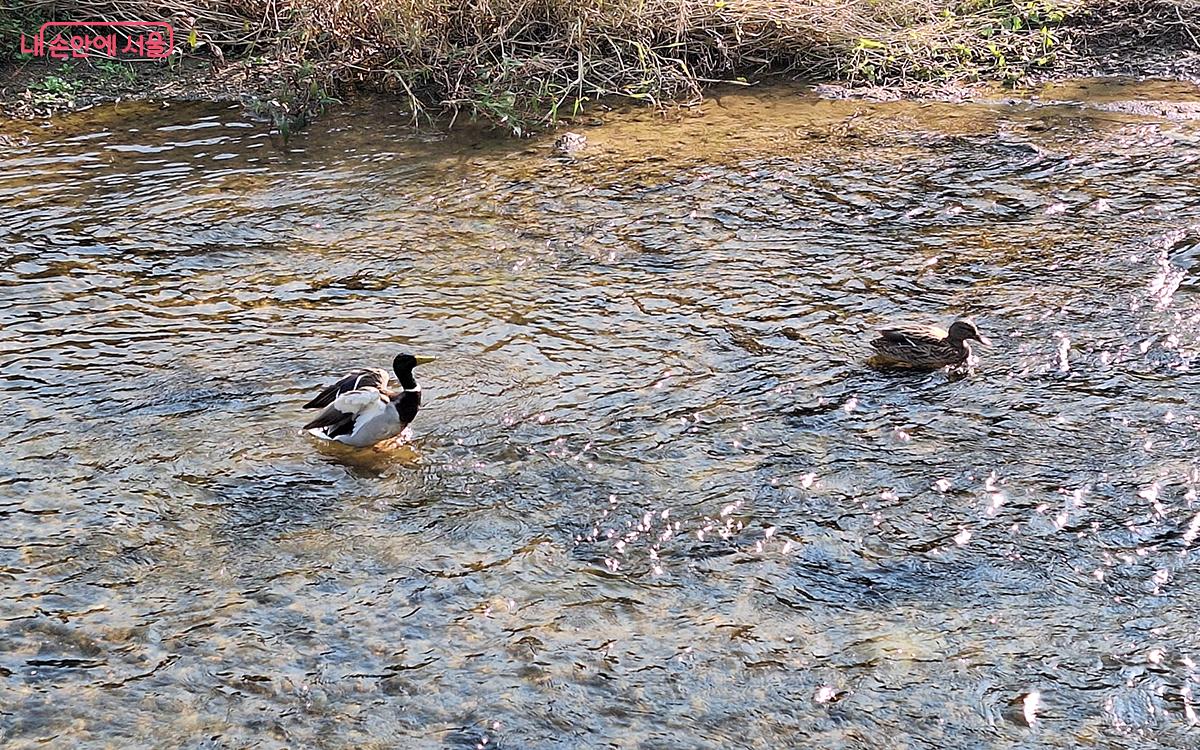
[1070,0,1200,54]
[4,0,1195,130]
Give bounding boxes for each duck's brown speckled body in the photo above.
[870,319,988,370]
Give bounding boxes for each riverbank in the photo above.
[2,0,1198,132]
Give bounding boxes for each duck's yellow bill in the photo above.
[414,355,437,365]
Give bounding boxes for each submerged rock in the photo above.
[552,131,587,156]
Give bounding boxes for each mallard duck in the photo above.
[302,353,435,447]
[869,319,989,370]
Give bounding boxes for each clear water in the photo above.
[3,81,1200,748]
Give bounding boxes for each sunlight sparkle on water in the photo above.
[1139,482,1167,516]
[1184,513,1200,546]
[1148,248,1186,311]
[1183,683,1199,725]
[1056,335,1071,373]
[1152,568,1170,593]
[1054,509,1070,531]
[985,471,1001,492]
[1022,690,1042,726]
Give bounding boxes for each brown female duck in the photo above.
[869,319,989,370]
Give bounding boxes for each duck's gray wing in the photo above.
[303,367,389,409]
[303,405,357,437]
[303,388,388,437]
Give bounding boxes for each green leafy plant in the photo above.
[94,60,137,84]
[29,69,81,106]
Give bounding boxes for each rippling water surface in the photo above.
[4,81,1200,748]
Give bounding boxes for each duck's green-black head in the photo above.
[392,353,436,388]
[948,319,989,346]
[393,353,436,373]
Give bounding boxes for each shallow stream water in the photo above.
[3,80,1200,748]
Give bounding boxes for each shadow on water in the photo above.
[3,83,1200,748]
